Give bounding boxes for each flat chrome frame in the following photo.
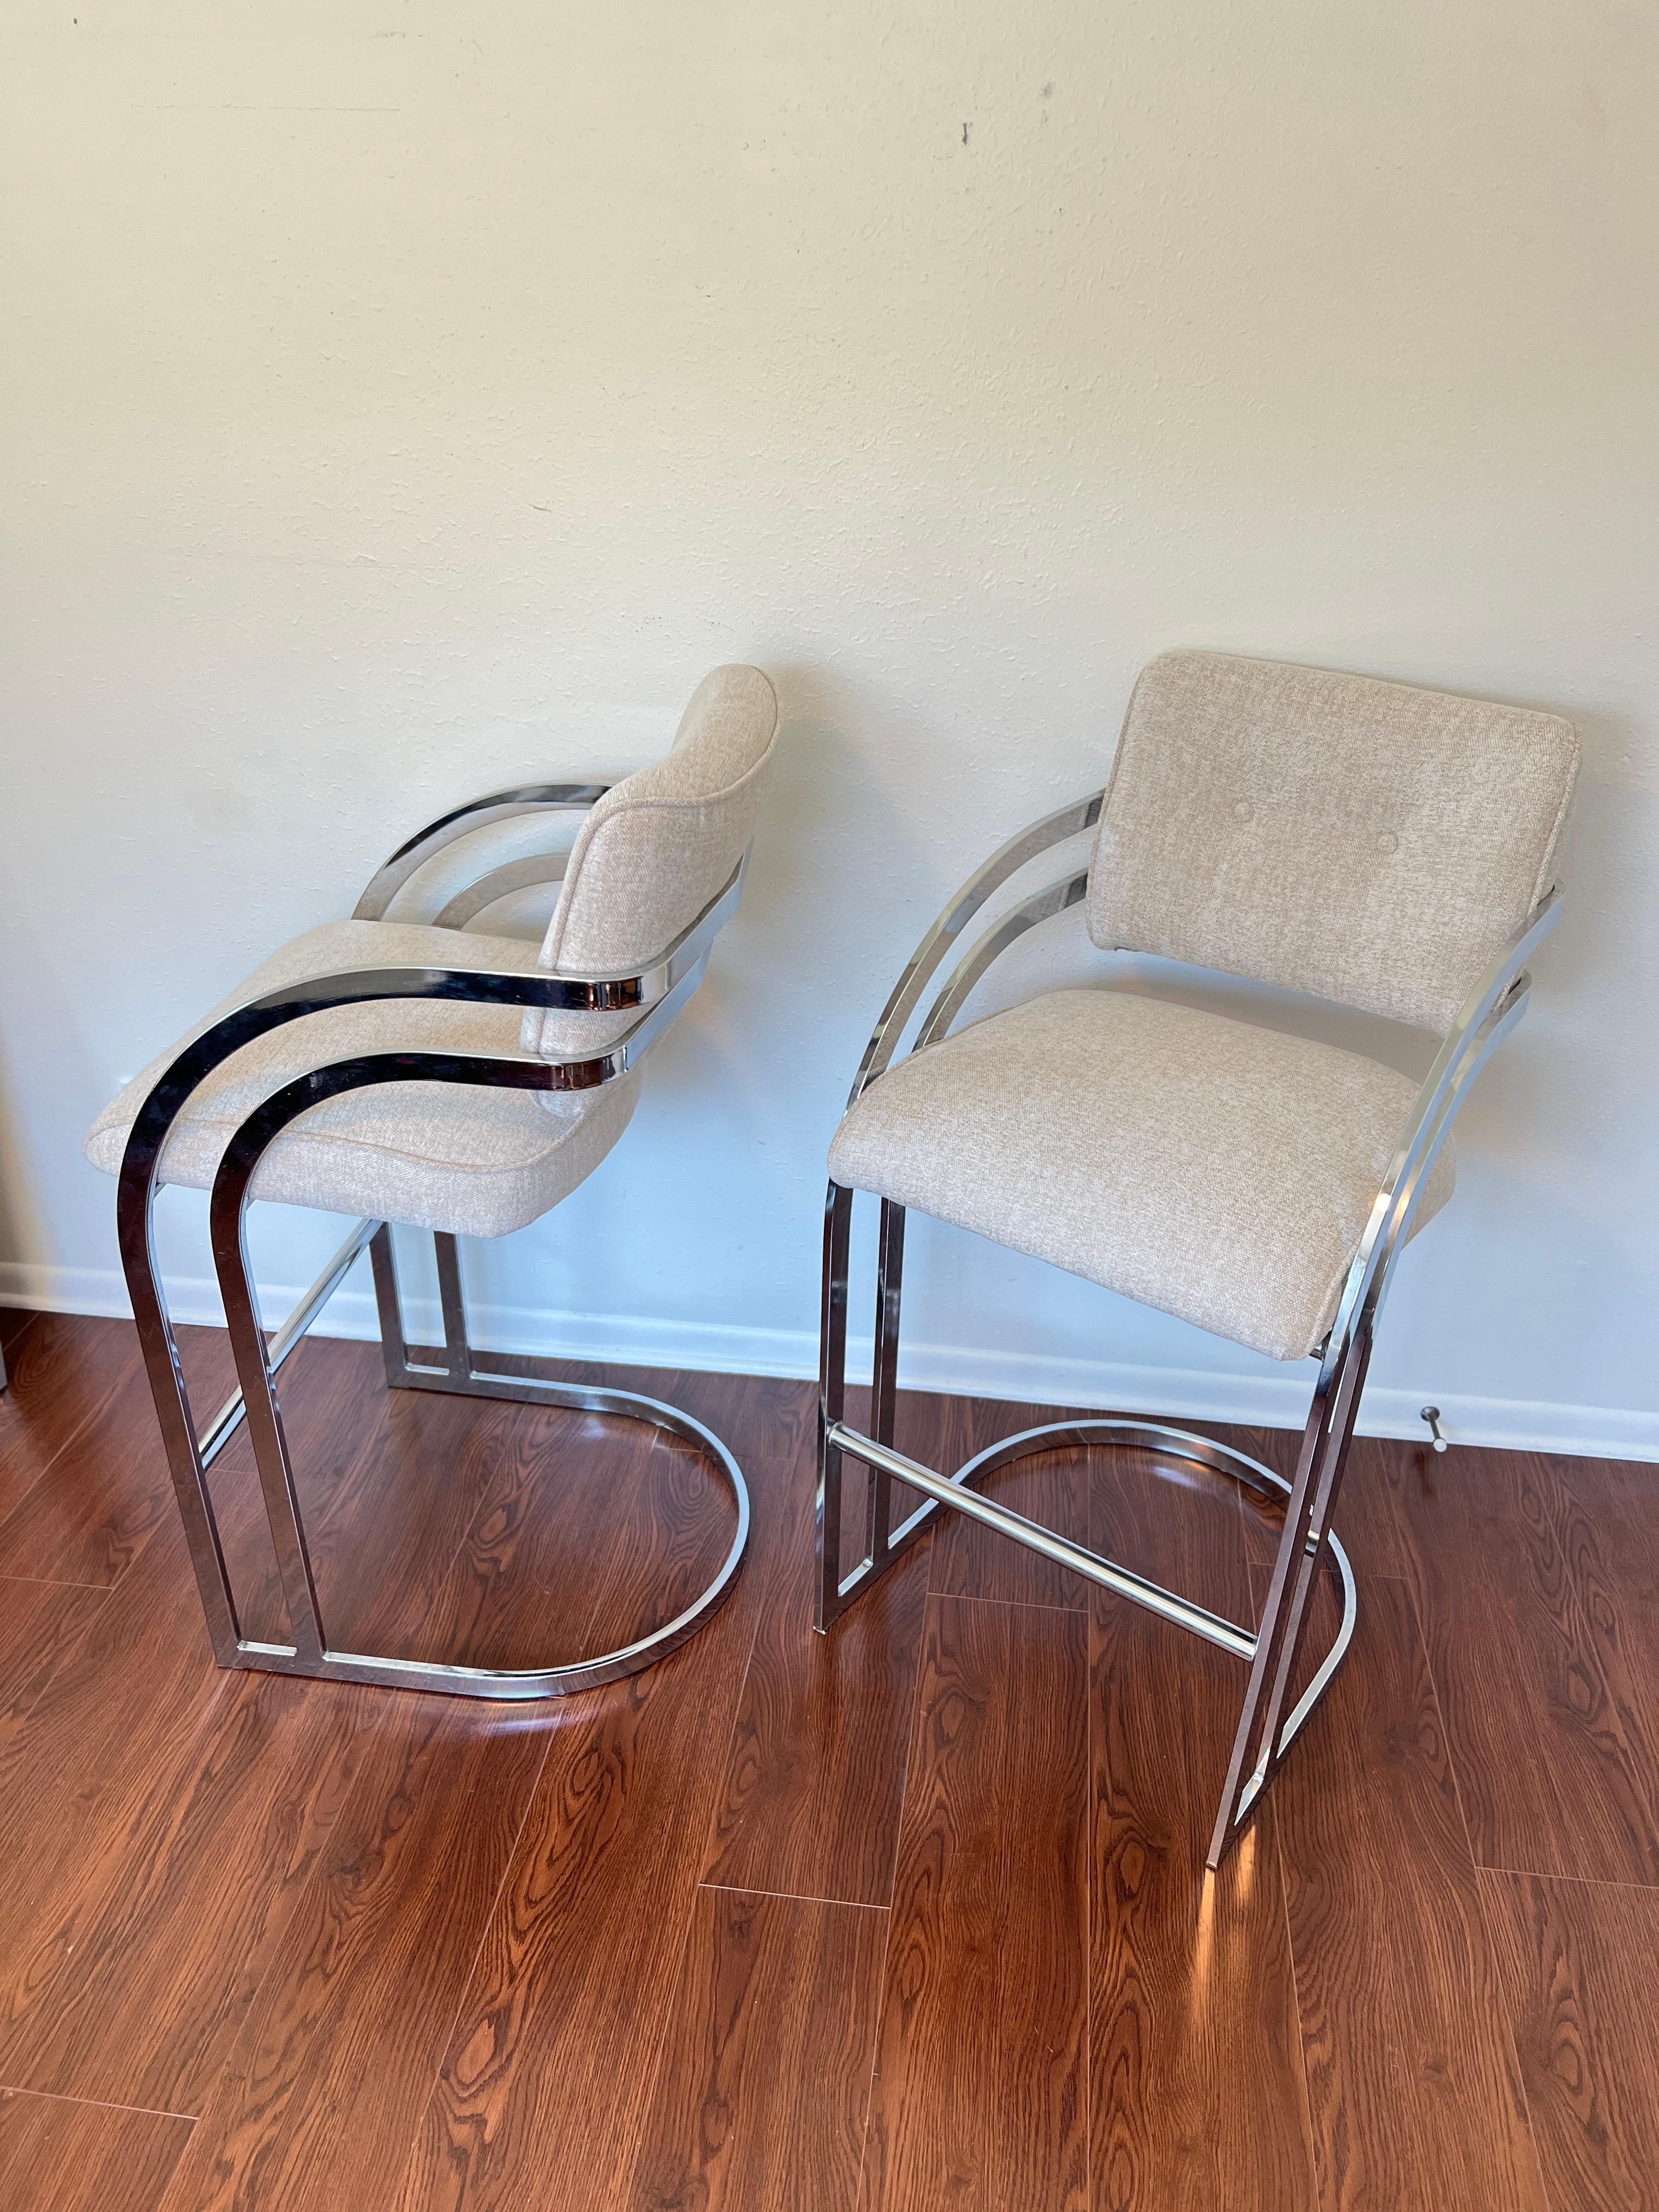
[352,782,613,922]
[117,791,751,1699]
[817,791,1561,1866]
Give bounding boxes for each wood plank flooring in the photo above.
[0,1306,1655,2209]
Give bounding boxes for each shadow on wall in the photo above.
[0,859,116,1279]
[752,662,941,1110]
[0,1033,49,1272]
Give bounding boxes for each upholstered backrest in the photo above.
[1086,651,1579,1033]
[525,663,779,1057]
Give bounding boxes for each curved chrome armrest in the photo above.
[847,791,1104,1108]
[353,782,614,922]
[433,852,572,932]
[216,957,709,1188]
[1321,886,1564,1380]
[119,861,742,1209]
[217,964,702,1175]
[915,871,1091,1052]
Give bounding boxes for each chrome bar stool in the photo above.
[87,664,778,1699]
[817,650,1578,1865]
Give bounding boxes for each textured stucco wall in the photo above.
[3,1,1657,1450]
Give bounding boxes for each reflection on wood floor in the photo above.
[0,1305,1655,2209]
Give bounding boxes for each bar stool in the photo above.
[87,664,778,1698]
[817,650,1577,1864]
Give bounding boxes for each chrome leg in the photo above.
[864,1200,906,1564]
[823,1403,1361,1865]
[210,1171,328,1665]
[369,1223,411,1389]
[817,1186,920,1630]
[116,1150,241,1664]
[814,1181,853,1632]
[115,1116,747,1696]
[197,1216,379,1470]
[433,1231,472,1384]
[816,1183,1003,1626]
[817,1181,1362,1867]
[1204,1322,1373,1866]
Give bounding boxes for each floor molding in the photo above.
[3,1256,1655,1463]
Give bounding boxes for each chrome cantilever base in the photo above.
[129,1215,749,1702]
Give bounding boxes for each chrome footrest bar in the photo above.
[819,1391,1360,1868]
[828,1419,1259,1661]
[940,1425,1361,1762]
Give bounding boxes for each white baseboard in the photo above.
[3,1257,1656,1464]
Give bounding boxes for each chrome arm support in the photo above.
[1319,885,1564,1387]
[847,791,1105,1107]
[352,782,614,922]
[432,851,572,932]
[915,871,1091,1051]
[119,859,741,1226]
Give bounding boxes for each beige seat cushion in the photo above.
[827,990,1454,1362]
[85,922,640,1238]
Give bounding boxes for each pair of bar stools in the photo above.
[87,651,1578,1865]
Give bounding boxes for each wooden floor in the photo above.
[0,1305,1655,2211]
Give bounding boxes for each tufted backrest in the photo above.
[525,663,779,1058]
[1086,651,1579,1034]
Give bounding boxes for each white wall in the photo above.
[3,1,1656,1454]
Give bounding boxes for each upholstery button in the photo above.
[1233,799,1254,822]
[1377,830,1398,854]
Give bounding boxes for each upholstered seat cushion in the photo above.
[85,922,641,1238]
[826,990,1454,1362]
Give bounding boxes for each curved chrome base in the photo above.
[124,1214,750,1702]
[240,1376,750,1702]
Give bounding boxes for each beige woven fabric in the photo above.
[1088,652,1579,1033]
[525,664,779,1057]
[85,922,640,1237]
[827,990,1454,1361]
